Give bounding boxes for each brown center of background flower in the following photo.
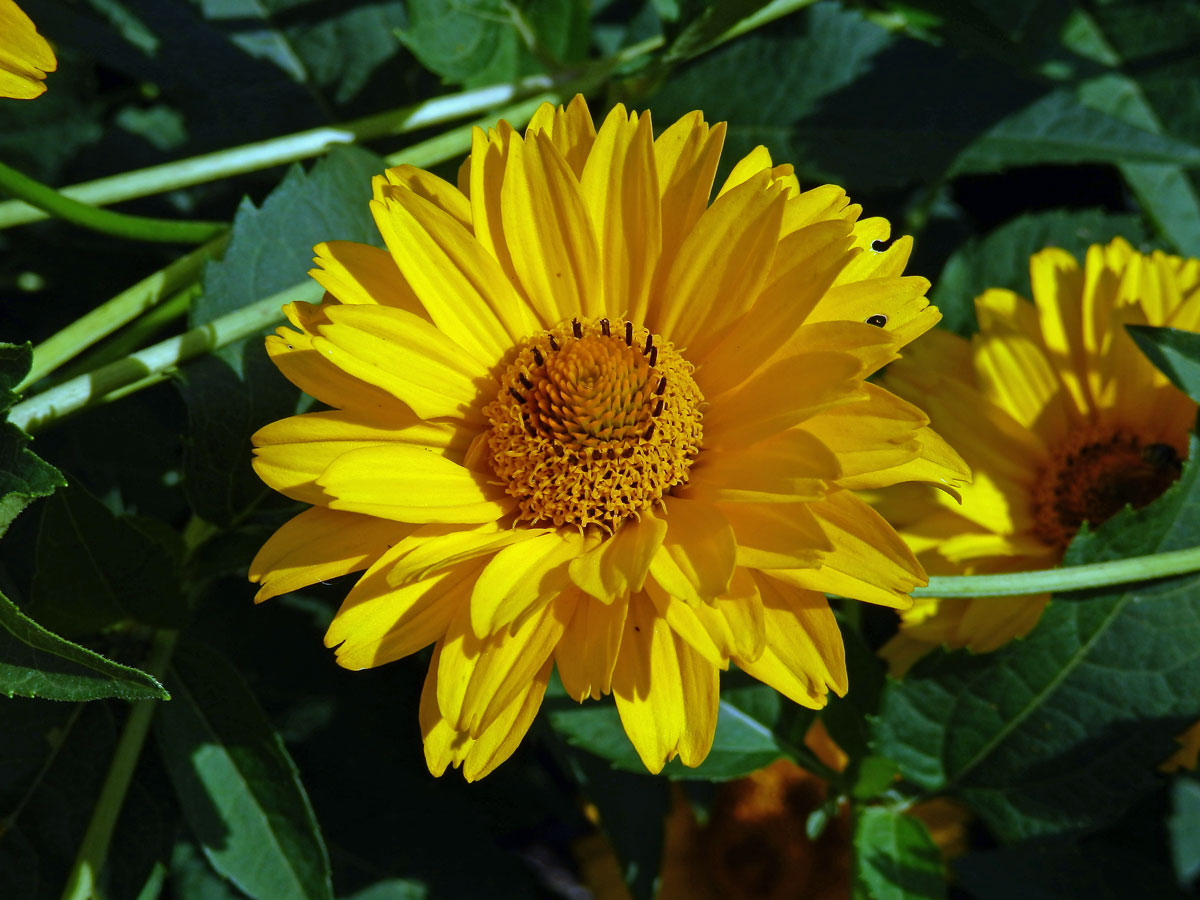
[484,317,704,530]
[1031,429,1182,552]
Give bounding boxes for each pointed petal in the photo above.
[249,506,404,602]
[469,529,586,637]
[654,113,725,287]
[310,241,423,312]
[568,507,667,602]
[556,591,628,701]
[381,164,471,228]
[807,276,939,348]
[318,445,512,523]
[387,523,548,586]
[720,501,830,570]
[648,499,737,604]
[685,428,839,504]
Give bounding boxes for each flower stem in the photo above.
[58,629,178,900]
[10,280,320,433]
[20,235,229,390]
[913,545,1200,598]
[0,160,226,243]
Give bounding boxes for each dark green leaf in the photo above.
[156,642,333,900]
[398,0,542,87]
[0,342,31,412]
[195,145,385,328]
[283,3,408,104]
[28,485,183,635]
[547,679,814,780]
[1169,776,1200,887]
[1127,326,1200,405]
[854,806,945,900]
[932,209,1149,335]
[0,590,168,701]
[340,879,429,900]
[661,0,775,63]
[0,344,66,540]
[872,437,1200,841]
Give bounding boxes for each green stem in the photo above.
[58,630,179,900]
[0,160,226,244]
[21,235,228,390]
[10,280,320,433]
[913,545,1200,598]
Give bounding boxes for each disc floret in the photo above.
[484,317,704,529]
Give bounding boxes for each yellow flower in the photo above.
[249,95,968,779]
[879,237,1200,673]
[0,0,56,100]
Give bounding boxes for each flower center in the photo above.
[483,317,704,529]
[1031,428,1181,552]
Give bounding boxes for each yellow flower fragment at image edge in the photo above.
[0,0,56,100]
[247,94,969,780]
[878,237,1200,670]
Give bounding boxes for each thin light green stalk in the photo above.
[0,76,562,230]
[913,545,1200,598]
[0,160,226,243]
[58,629,178,900]
[20,234,228,390]
[10,281,320,433]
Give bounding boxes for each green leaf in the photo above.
[155,641,333,900]
[546,678,815,780]
[398,0,543,88]
[340,879,429,900]
[1127,325,1200,405]
[283,3,409,104]
[872,437,1200,841]
[661,0,775,63]
[0,590,168,701]
[0,343,66,540]
[195,145,385,328]
[854,806,945,900]
[1169,776,1200,886]
[953,89,1200,175]
[28,485,184,635]
[932,209,1149,335]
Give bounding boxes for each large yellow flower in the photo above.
[880,237,1200,672]
[0,0,55,100]
[249,95,968,779]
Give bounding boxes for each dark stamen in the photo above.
[522,413,537,437]
[644,334,654,354]
[548,335,559,351]
[622,446,635,458]
[653,398,664,417]
[648,346,658,367]
[509,388,526,404]
[601,318,610,336]
[519,374,533,390]
[643,422,656,441]
[532,347,544,366]
[656,377,667,396]
[624,322,633,345]
[572,318,582,338]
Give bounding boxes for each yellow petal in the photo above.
[501,130,602,324]
[647,499,737,604]
[421,643,552,781]
[651,172,785,356]
[325,551,480,669]
[777,488,924,608]
[700,568,767,663]
[579,106,661,326]
[381,164,472,228]
[438,591,573,735]
[309,241,422,312]
[568,507,667,602]
[654,112,726,283]
[716,145,775,198]
[525,94,597,177]
[266,324,400,418]
[807,275,939,348]
[834,422,970,497]
[313,304,489,421]
[468,122,521,286]
[251,408,464,506]
[387,523,548,587]
[0,0,55,100]
[611,595,682,773]
[556,591,628,701]
[720,501,830,570]
[645,580,727,668]
[370,189,538,362]
[702,351,865,450]
[469,529,586,637]
[318,445,512,523]
[684,428,839,504]
[249,506,405,602]
[736,573,847,707]
[696,219,855,394]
